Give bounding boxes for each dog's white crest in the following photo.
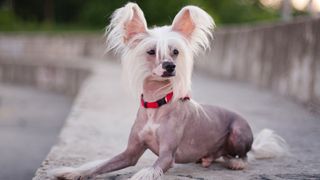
[105,3,215,100]
[248,129,289,160]
[130,167,163,180]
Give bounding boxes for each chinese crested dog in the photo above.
[51,3,288,180]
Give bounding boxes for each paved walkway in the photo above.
[34,61,320,180]
[0,83,72,180]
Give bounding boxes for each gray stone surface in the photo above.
[197,18,320,108]
[0,83,72,180]
[34,61,320,180]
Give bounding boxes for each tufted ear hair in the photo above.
[106,2,148,54]
[171,6,215,55]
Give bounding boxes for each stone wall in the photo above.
[1,18,319,108]
[0,33,105,60]
[0,34,102,96]
[0,57,90,96]
[197,18,320,108]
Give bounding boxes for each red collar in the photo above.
[141,92,190,108]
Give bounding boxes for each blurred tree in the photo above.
[136,0,190,26]
[281,0,292,21]
[44,0,54,23]
[78,0,127,27]
[198,0,278,24]
[54,0,84,23]
[11,0,44,22]
[0,0,279,30]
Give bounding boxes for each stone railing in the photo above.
[0,57,90,96]
[0,33,105,60]
[197,17,320,110]
[1,18,319,108]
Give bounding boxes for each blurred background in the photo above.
[0,0,319,31]
[0,1,320,180]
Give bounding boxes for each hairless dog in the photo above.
[51,3,288,180]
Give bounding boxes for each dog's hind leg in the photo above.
[223,116,253,170]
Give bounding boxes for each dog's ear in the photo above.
[106,3,147,53]
[171,6,215,54]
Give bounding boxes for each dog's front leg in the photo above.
[91,143,146,176]
[130,125,181,180]
[50,129,146,180]
[130,146,175,180]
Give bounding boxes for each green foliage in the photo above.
[136,0,190,26]
[195,0,279,24]
[0,0,280,31]
[78,0,127,28]
[0,8,18,30]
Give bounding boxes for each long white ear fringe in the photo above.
[172,6,215,55]
[105,2,147,54]
[130,167,163,180]
[248,129,290,161]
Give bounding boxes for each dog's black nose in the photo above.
[162,62,176,73]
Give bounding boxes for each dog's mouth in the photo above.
[161,71,176,77]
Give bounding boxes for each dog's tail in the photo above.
[248,129,289,160]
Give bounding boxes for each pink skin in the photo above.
[53,53,254,180]
[75,77,254,179]
[55,51,253,179]
[52,3,254,180]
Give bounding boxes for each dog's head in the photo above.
[106,3,214,98]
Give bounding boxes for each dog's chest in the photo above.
[138,112,160,150]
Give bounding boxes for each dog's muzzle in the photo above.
[162,62,176,77]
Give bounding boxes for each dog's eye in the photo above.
[147,49,156,55]
[173,49,179,55]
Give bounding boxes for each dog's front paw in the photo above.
[49,167,93,180]
[130,167,163,180]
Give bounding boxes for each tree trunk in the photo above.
[44,0,54,24]
[281,0,292,21]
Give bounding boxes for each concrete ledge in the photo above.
[32,60,141,180]
[30,59,320,180]
[31,60,237,180]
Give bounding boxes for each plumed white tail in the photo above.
[248,129,289,160]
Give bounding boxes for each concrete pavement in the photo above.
[34,61,320,180]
